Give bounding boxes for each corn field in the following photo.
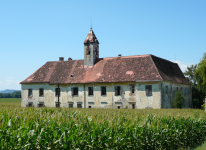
[0,106,206,149]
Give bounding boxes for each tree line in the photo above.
[184,53,206,109]
[0,91,21,98]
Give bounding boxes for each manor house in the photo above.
[20,28,192,109]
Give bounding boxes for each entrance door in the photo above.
[132,104,135,109]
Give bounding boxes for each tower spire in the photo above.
[90,16,92,29]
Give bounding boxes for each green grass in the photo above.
[0,98,21,103]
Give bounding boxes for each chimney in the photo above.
[59,57,64,61]
[68,57,72,60]
[118,54,122,57]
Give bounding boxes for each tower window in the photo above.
[87,49,90,55]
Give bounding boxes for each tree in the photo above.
[184,64,197,85]
[172,90,185,108]
[195,52,206,93]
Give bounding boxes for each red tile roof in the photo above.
[20,55,190,85]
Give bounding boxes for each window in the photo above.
[28,102,33,107]
[88,87,93,96]
[186,88,188,94]
[115,86,122,96]
[176,87,178,92]
[71,87,78,96]
[55,88,60,96]
[166,86,168,94]
[39,88,44,97]
[88,102,94,105]
[181,87,183,93]
[117,106,121,109]
[145,85,152,96]
[77,104,82,108]
[132,104,135,109]
[38,103,44,107]
[88,106,92,108]
[28,89,32,97]
[101,102,108,104]
[55,102,60,108]
[87,48,90,55]
[130,85,135,94]
[69,103,73,108]
[101,86,106,96]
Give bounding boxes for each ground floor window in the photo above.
[117,106,121,109]
[132,104,135,109]
[88,106,92,108]
[77,104,82,108]
[69,103,73,108]
[55,102,60,108]
[38,103,44,107]
[27,102,33,107]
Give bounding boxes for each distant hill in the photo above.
[0,89,21,93]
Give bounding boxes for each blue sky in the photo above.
[0,0,205,90]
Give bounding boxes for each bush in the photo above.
[172,90,185,108]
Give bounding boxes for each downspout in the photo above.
[58,83,60,109]
[84,83,86,108]
[112,83,113,109]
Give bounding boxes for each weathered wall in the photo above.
[136,82,161,109]
[161,81,192,108]
[21,81,191,109]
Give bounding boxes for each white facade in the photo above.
[21,81,192,109]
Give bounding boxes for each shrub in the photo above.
[172,90,185,108]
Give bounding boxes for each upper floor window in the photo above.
[131,85,135,94]
[115,86,122,96]
[88,87,93,96]
[181,87,183,93]
[39,88,44,97]
[28,89,32,97]
[55,88,60,96]
[166,86,168,94]
[176,87,178,92]
[71,87,78,96]
[101,86,106,96]
[145,85,152,96]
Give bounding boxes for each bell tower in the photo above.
[84,28,99,66]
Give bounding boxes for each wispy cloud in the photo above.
[171,60,194,72]
[0,77,21,90]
